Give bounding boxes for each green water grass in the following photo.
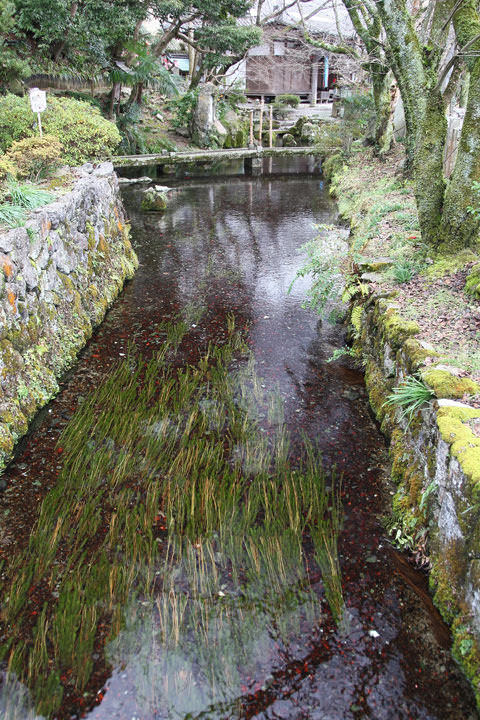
[0,317,343,717]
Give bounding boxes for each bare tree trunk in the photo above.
[189,55,204,89]
[187,28,196,84]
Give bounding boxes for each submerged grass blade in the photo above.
[0,319,344,717]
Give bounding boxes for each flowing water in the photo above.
[0,159,476,720]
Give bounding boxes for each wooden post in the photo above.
[258,98,264,145]
[249,110,254,146]
[310,62,319,106]
[269,105,273,148]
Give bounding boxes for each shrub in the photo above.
[276,93,300,107]
[0,93,121,165]
[0,155,17,202]
[169,88,200,131]
[0,203,25,228]
[6,178,53,209]
[391,258,416,284]
[217,84,247,120]
[42,96,121,165]
[342,92,375,139]
[6,135,63,180]
[0,180,53,228]
[0,155,17,181]
[0,94,34,152]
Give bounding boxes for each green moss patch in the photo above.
[437,405,480,485]
[465,262,480,299]
[381,308,420,348]
[423,369,480,399]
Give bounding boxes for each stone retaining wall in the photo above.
[0,163,138,472]
[350,294,480,705]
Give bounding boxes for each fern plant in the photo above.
[288,225,348,318]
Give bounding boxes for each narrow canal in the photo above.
[0,160,476,719]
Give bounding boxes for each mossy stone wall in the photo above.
[0,162,138,472]
[350,295,480,707]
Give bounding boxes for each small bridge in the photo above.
[113,145,329,176]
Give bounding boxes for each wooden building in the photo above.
[245,24,346,104]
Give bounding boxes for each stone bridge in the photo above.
[113,145,331,176]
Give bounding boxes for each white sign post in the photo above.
[28,88,47,137]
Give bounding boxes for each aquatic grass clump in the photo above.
[0,317,344,718]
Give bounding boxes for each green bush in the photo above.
[42,96,121,164]
[342,93,375,138]
[217,85,247,120]
[276,93,300,108]
[0,155,17,181]
[0,93,121,165]
[0,154,17,201]
[0,94,34,152]
[6,135,63,180]
[169,88,200,131]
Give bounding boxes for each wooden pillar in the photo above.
[249,110,254,146]
[310,62,319,106]
[269,105,273,148]
[258,98,264,145]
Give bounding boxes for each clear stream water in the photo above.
[0,159,476,719]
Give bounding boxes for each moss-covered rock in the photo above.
[423,369,480,399]
[402,338,441,371]
[465,262,480,298]
[141,187,168,211]
[451,616,480,709]
[436,404,480,486]
[323,153,344,182]
[282,133,297,147]
[381,307,420,348]
[331,151,480,708]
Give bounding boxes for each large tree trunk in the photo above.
[413,88,448,245]
[109,82,121,118]
[342,0,395,157]
[377,0,426,160]
[439,60,480,251]
[378,0,452,245]
[372,69,395,156]
[439,1,480,251]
